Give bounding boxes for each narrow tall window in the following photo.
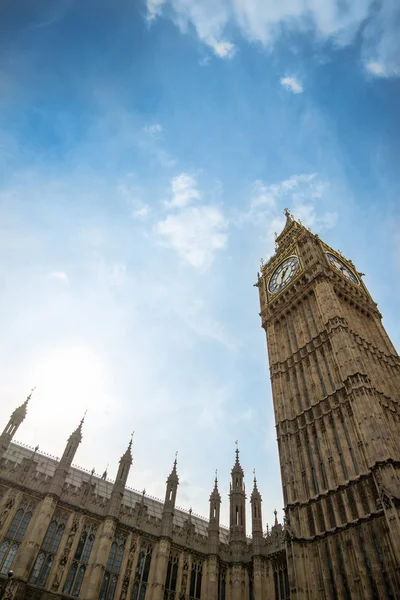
[315,435,328,489]
[189,560,203,600]
[218,566,226,600]
[29,515,66,587]
[323,542,338,600]
[370,524,395,599]
[0,502,35,574]
[63,525,96,597]
[335,538,351,599]
[342,421,359,475]
[99,536,126,600]
[132,542,152,600]
[164,552,179,600]
[331,417,348,479]
[306,439,319,495]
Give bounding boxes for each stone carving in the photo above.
[51,514,80,591]
[0,490,17,531]
[119,536,137,600]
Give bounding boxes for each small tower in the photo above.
[229,443,246,543]
[0,389,33,459]
[49,415,84,497]
[161,453,179,537]
[208,472,221,554]
[250,471,263,554]
[108,434,133,518]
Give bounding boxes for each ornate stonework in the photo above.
[1,213,398,599]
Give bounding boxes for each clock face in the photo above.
[268,256,299,294]
[326,252,359,285]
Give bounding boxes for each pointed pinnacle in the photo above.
[25,386,36,405]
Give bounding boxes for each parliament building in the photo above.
[0,211,399,599]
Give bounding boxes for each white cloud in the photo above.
[166,173,201,209]
[280,76,303,94]
[155,205,228,269]
[206,37,236,59]
[147,0,400,77]
[146,0,166,21]
[48,271,69,283]
[362,0,400,78]
[238,173,336,259]
[144,123,163,135]
[365,60,399,78]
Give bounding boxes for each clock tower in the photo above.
[257,210,400,598]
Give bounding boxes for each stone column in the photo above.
[81,516,117,600]
[150,537,170,600]
[253,556,263,600]
[205,555,218,600]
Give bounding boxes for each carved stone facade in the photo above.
[0,416,286,599]
[1,212,399,599]
[257,210,400,598]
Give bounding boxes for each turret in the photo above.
[49,415,84,497]
[250,471,263,554]
[229,443,246,544]
[0,389,33,459]
[208,471,221,554]
[108,434,133,518]
[161,453,179,537]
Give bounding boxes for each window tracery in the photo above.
[163,551,178,600]
[63,522,97,597]
[99,534,126,600]
[29,513,67,587]
[189,559,202,599]
[131,541,152,600]
[0,500,35,574]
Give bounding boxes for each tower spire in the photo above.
[162,453,179,537]
[250,469,263,551]
[0,388,35,459]
[108,433,134,518]
[229,443,246,546]
[49,414,85,496]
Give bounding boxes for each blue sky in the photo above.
[0,0,399,527]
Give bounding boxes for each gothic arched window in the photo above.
[218,565,226,600]
[131,542,152,600]
[63,525,96,597]
[99,535,126,600]
[189,560,203,600]
[0,502,35,574]
[164,551,179,600]
[29,514,66,587]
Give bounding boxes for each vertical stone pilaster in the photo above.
[205,554,218,600]
[150,537,170,600]
[253,556,263,600]
[82,516,117,600]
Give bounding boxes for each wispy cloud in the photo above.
[156,204,228,269]
[237,173,337,258]
[280,76,303,94]
[365,61,399,78]
[206,38,236,59]
[166,173,201,209]
[48,271,69,284]
[146,0,166,22]
[144,123,164,135]
[147,0,400,77]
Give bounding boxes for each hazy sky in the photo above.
[0,0,399,528]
